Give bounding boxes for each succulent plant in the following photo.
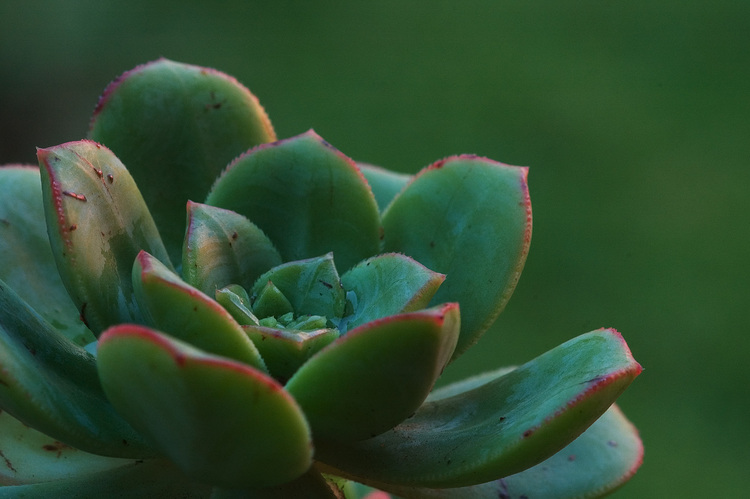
[0,59,642,498]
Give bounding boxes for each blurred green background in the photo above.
[2,1,748,497]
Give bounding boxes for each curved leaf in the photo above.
[132,251,267,372]
[0,459,210,498]
[243,325,339,382]
[89,58,276,262]
[340,253,445,333]
[357,163,412,213]
[350,405,642,499]
[97,325,313,489]
[382,156,532,358]
[0,410,139,486]
[250,253,345,321]
[37,141,172,336]
[182,201,282,295]
[0,280,154,458]
[285,304,460,442]
[0,165,93,345]
[206,130,381,272]
[315,329,641,488]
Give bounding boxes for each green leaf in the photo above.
[285,304,460,442]
[243,325,339,382]
[182,201,282,295]
[37,141,172,336]
[0,410,137,486]
[0,279,154,458]
[215,285,260,326]
[350,405,642,499]
[252,280,294,319]
[89,58,276,262]
[314,329,641,488]
[357,163,412,213]
[0,165,93,346]
[206,130,381,272]
[340,253,445,332]
[132,251,267,372]
[97,325,313,489]
[251,254,346,321]
[382,156,532,358]
[0,459,211,498]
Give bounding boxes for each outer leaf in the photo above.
[0,280,154,458]
[0,410,136,485]
[206,130,381,272]
[285,304,460,442]
[357,163,412,213]
[340,253,445,332]
[132,251,267,372]
[182,201,282,295]
[250,253,345,321]
[382,156,532,358]
[0,165,93,345]
[37,141,172,336]
[0,459,211,498]
[352,405,642,499]
[89,58,276,262]
[97,325,313,489]
[315,329,641,488]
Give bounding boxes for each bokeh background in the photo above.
[2,1,748,497]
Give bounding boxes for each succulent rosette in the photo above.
[0,60,642,498]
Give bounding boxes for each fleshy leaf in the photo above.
[215,284,260,326]
[0,165,93,346]
[350,405,642,499]
[97,325,313,489]
[252,280,294,318]
[0,280,154,458]
[314,329,641,488]
[89,58,276,262]
[0,459,210,498]
[340,253,445,333]
[132,251,267,372]
[182,201,282,295]
[243,325,339,382]
[0,410,136,485]
[206,130,381,271]
[382,156,532,358]
[251,253,345,321]
[357,163,412,213]
[285,304,460,442]
[37,141,172,336]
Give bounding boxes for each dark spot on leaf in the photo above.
[523,429,533,438]
[0,219,9,227]
[94,168,103,178]
[69,224,77,231]
[568,454,576,461]
[429,241,435,248]
[0,449,16,473]
[63,191,87,202]
[608,440,618,447]
[318,280,333,289]
[232,232,238,240]
[107,174,114,183]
